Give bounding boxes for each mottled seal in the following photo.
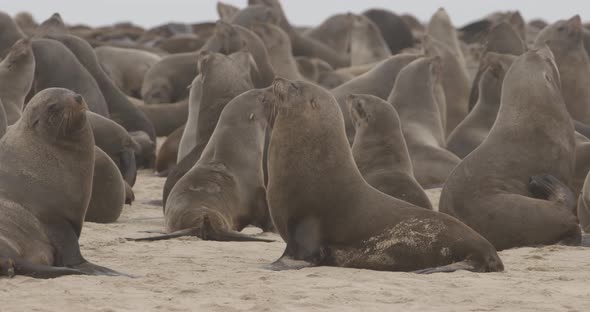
[0,88,124,278]
[163,52,254,206]
[31,38,110,117]
[130,88,274,242]
[439,47,580,250]
[266,77,502,273]
[535,15,590,125]
[331,53,419,144]
[349,94,432,209]
[0,38,35,125]
[447,53,516,158]
[86,147,126,223]
[387,56,460,188]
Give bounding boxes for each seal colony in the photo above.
[2,0,590,295]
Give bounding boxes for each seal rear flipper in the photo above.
[125,228,199,241]
[413,261,477,274]
[528,174,577,214]
[266,256,316,271]
[15,262,88,279]
[71,261,133,277]
[119,149,137,186]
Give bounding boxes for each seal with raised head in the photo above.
[250,22,303,81]
[0,38,35,125]
[0,11,23,58]
[0,88,125,278]
[163,51,255,206]
[447,52,516,159]
[439,47,580,250]
[331,53,419,144]
[362,9,414,55]
[86,147,127,223]
[348,94,432,209]
[266,77,503,273]
[388,56,460,188]
[350,14,391,66]
[31,38,110,117]
[129,88,274,242]
[535,15,590,125]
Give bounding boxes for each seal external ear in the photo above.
[529,174,577,215]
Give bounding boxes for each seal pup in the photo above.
[447,53,516,158]
[163,52,255,206]
[266,77,503,273]
[467,22,526,111]
[31,38,110,117]
[349,94,432,209]
[331,53,419,144]
[156,125,184,177]
[86,147,126,223]
[535,15,590,125]
[350,15,391,66]
[439,47,580,250]
[129,89,274,242]
[0,11,23,58]
[387,57,460,188]
[0,88,124,278]
[362,9,414,55]
[95,46,161,98]
[87,112,137,186]
[0,38,35,125]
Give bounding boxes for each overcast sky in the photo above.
[2,1,589,28]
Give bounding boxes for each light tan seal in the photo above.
[387,56,460,188]
[348,94,432,209]
[0,88,125,278]
[439,47,580,250]
[266,77,503,273]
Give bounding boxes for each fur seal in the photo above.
[250,23,303,80]
[578,168,590,232]
[129,131,156,169]
[95,46,161,98]
[163,52,254,206]
[331,53,419,144]
[439,47,580,250]
[86,147,126,223]
[362,9,414,55]
[387,56,460,188]
[348,94,432,209]
[266,77,503,273]
[423,35,470,136]
[87,112,137,186]
[155,34,207,54]
[156,125,184,177]
[140,52,198,104]
[427,8,466,68]
[350,14,391,66]
[0,11,23,58]
[130,88,274,242]
[447,53,516,158]
[217,1,240,21]
[305,13,354,53]
[467,22,526,111]
[36,13,68,37]
[31,38,110,117]
[0,38,35,125]
[47,34,157,143]
[177,74,203,162]
[0,88,124,278]
[135,98,188,137]
[535,16,590,125]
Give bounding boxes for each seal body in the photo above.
[87,147,126,223]
[439,48,580,250]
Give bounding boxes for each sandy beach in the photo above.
[0,169,588,311]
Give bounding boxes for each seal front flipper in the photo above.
[71,261,134,277]
[3,258,89,279]
[529,174,577,214]
[266,256,316,271]
[413,261,478,274]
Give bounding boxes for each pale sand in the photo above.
[1,170,590,311]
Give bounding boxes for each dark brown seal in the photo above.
[0,88,125,278]
[439,47,580,251]
[266,77,503,273]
